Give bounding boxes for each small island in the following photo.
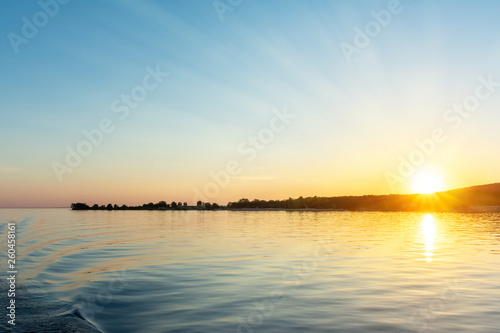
[71,201,220,211]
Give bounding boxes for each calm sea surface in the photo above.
[1,209,499,332]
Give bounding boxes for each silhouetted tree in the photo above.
[71,203,89,210]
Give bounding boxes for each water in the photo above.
[1,209,499,332]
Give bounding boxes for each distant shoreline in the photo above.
[66,207,500,213]
[69,182,500,212]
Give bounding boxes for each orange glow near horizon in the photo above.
[0,161,496,208]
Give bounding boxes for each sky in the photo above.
[1,0,500,208]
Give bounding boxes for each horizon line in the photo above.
[2,181,498,209]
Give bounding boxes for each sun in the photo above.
[412,170,445,194]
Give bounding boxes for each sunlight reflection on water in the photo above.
[0,209,499,333]
[422,214,436,262]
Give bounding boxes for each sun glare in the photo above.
[412,171,444,194]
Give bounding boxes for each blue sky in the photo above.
[1,0,500,207]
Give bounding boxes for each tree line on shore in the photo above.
[227,183,500,211]
[71,201,220,211]
[71,183,499,212]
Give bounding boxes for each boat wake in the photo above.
[1,281,102,333]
